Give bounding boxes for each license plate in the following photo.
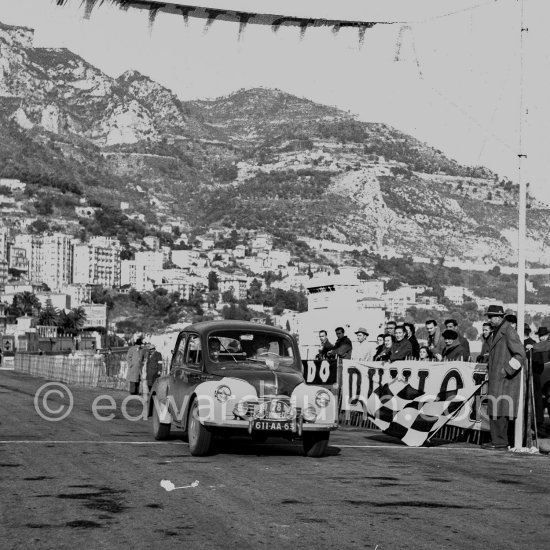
[252,420,294,431]
[255,400,293,420]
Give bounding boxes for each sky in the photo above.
[0,0,548,203]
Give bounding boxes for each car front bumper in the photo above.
[202,417,338,433]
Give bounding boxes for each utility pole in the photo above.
[514,0,528,449]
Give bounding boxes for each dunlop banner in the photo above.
[301,358,338,386]
[341,360,488,433]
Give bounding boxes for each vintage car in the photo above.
[148,320,338,457]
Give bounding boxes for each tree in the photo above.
[208,271,219,291]
[221,301,254,321]
[10,292,41,316]
[222,290,237,303]
[386,278,401,291]
[207,290,220,309]
[248,279,263,303]
[38,299,59,327]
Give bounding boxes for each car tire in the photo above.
[152,399,171,441]
[188,399,212,456]
[302,432,329,457]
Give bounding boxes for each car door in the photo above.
[168,332,188,424]
[170,333,205,424]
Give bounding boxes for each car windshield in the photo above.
[207,329,296,369]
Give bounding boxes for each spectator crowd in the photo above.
[315,307,550,442]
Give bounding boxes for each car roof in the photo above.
[180,320,292,338]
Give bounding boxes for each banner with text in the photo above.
[341,360,488,446]
[302,359,338,387]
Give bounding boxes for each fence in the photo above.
[15,351,127,390]
[14,349,171,391]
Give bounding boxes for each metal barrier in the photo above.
[15,353,108,388]
[14,350,171,392]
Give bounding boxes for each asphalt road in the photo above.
[0,370,548,550]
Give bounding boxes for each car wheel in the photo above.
[302,432,329,457]
[188,399,212,456]
[152,399,171,441]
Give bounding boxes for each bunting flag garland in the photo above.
[56,0,384,44]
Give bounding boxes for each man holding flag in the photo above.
[483,305,526,450]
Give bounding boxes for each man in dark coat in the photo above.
[441,330,468,361]
[145,345,163,392]
[327,327,353,360]
[529,327,550,435]
[404,322,420,359]
[483,305,526,450]
[445,319,471,361]
[316,330,333,360]
[476,322,493,363]
[389,325,413,362]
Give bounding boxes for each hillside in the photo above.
[1,20,549,266]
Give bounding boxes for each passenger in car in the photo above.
[208,337,222,362]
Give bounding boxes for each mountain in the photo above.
[1,20,549,267]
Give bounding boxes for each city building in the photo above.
[143,236,160,251]
[219,275,248,301]
[14,234,42,283]
[72,237,121,287]
[444,286,467,305]
[297,274,386,357]
[0,258,8,289]
[41,233,73,290]
[35,292,71,311]
[382,285,417,317]
[8,247,28,275]
[80,303,107,329]
[121,251,163,291]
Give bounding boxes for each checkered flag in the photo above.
[366,378,476,447]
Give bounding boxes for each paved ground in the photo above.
[0,370,549,549]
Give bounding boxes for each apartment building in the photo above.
[14,233,43,283]
[73,237,121,287]
[41,233,73,291]
[121,251,163,291]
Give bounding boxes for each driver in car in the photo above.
[251,337,271,358]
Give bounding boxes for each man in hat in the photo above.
[529,327,550,435]
[145,344,163,391]
[444,319,471,361]
[126,337,147,395]
[351,327,372,363]
[441,329,468,361]
[524,323,536,348]
[483,305,526,450]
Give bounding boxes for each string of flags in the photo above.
[56,0,387,44]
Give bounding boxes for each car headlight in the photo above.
[214,385,232,403]
[302,405,317,422]
[315,390,331,408]
[233,401,249,418]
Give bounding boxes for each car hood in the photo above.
[209,363,304,397]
